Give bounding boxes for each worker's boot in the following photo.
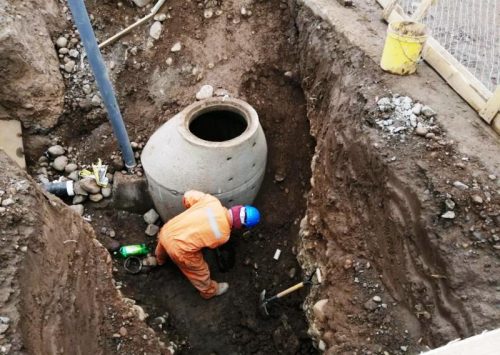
[215,282,229,296]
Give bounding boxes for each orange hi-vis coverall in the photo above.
[155,190,231,299]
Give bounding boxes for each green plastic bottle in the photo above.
[116,244,149,258]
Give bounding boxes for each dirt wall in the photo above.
[0,0,64,131]
[0,151,167,354]
[295,4,500,354]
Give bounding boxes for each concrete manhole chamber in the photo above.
[142,97,268,221]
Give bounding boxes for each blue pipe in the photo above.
[67,0,136,168]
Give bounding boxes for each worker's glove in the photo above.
[142,255,158,267]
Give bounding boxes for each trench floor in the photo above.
[89,70,315,353]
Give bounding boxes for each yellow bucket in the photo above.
[380,21,427,75]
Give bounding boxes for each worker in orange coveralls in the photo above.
[154,190,261,299]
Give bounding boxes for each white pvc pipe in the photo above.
[98,0,166,49]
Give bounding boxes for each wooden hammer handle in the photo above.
[276,282,305,298]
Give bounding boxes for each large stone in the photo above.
[79,178,101,194]
[149,21,162,40]
[144,208,160,225]
[145,224,160,237]
[0,0,64,130]
[196,85,214,100]
[47,145,65,157]
[112,172,154,213]
[52,156,68,171]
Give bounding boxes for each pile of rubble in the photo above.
[375,95,439,139]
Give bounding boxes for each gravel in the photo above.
[376,95,436,137]
[56,36,68,48]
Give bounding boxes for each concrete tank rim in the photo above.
[178,97,260,148]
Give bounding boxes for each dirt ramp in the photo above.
[0,151,168,354]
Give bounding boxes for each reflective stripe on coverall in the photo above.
[155,190,231,299]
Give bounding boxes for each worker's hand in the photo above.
[142,255,158,267]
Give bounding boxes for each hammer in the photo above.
[259,268,322,316]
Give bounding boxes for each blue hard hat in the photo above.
[243,205,260,228]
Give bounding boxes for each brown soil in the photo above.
[0,151,167,354]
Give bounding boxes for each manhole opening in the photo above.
[189,109,248,142]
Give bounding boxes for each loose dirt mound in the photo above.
[0,151,167,354]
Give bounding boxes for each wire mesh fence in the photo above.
[397,0,500,92]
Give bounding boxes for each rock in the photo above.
[312,299,329,322]
[91,94,101,107]
[89,193,103,202]
[145,224,160,236]
[412,103,422,115]
[108,229,116,238]
[112,172,154,213]
[171,42,182,52]
[119,326,128,337]
[82,84,92,95]
[364,299,378,311]
[132,304,148,321]
[80,178,101,194]
[415,125,428,136]
[401,345,408,352]
[56,36,68,48]
[69,204,84,215]
[149,21,162,40]
[471,195,483,204]
[0,323,8,334]
[488,174,497,181]
[274,173,286,182]
[343,258,352,270]
[0,316,9,324]
[204,8,214,19]
[64,163,78,173]
[196,85,214,100]
[0,207,5,213]
[59,47,69,54]
[64,60,76,73]
[52,155,69,171]
[68,49,79,58]
[421,105,436,117]
[166,57,173,66]
[453,181,469,190]
[1,198,14,207]
[48,144,65,157]
[154,13,167,22]
[72,195,86,204]
[372,295,382,303]
[131,0,152,6]
[318,340,326,351]
[144,208,160,224]
[240,6,252,17]
[445,199,455,210]
[425,132,436,139]
[288,267,296,279]
[73,182,89,196]
[441,211,456,219]
[101,187,112,198]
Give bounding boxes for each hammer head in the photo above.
[259,289,270,317]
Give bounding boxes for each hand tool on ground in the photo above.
[259,268,322,317]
